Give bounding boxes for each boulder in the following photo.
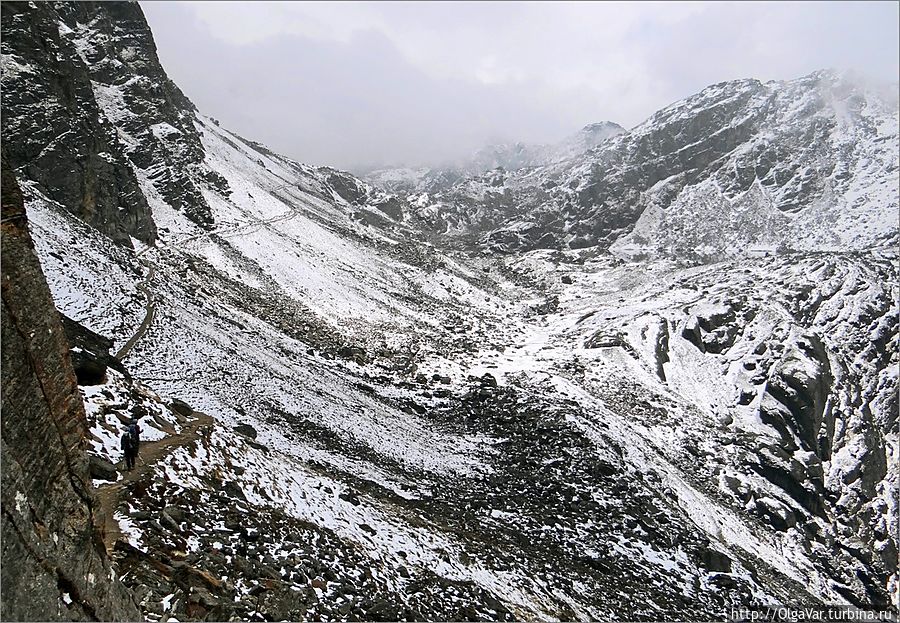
[233,423,257,440]
[702,325,740,354]
[339,491,361,506]
[88,454,118,481]
[59,314,128,385]
[593,461,619,478]
[358,523,376,535]
[222,481,246,502]
[169,398,194,416]
[163,506,187,523]
[246,439,269,453]
[337,345,368,365]
[159,510,181,533]
[707,573,739,589]
[406,401,426,415]
[479,373,498,388]
[697,546,732,572]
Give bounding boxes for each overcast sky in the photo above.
[141,1,899,172]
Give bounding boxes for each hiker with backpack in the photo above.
[120,417,141,471]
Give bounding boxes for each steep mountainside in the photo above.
[1,2,897,621]
[1,151,140,621]
[403,72,898,258]
[1,1,223,243]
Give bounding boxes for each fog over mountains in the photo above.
[1,2,897,621]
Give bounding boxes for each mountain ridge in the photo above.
[388,69,898,260]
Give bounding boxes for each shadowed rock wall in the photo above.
[1,151,139,620]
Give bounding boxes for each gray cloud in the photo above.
[141,1,899,171]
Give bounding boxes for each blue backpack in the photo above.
[127,422,140,446]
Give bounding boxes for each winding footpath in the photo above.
[99,186,303,545]
[115,260,156,361]
[94,411,214,554]
[113,183,309,361]
[97,184,309,544]
[174,182,307,246]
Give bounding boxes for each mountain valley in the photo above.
[1,3,897,621]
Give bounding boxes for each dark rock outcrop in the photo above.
[373,196,404,220]
[758,334,833,455]
[337,345,368,365]
[1,152,139,620]
[0,2,156,244]
[411,72,894,254]
[326,170,368,206]
[1,2,222,244]
[60,313,128,385]
[169,398,194,417]
[681,300,751,355]
[233,423,258,440]
[652,318,670,382]
[88,454,119,482]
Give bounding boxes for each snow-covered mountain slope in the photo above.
[28,154,900,616]
[407,71,898,257]
[1,3,897,620]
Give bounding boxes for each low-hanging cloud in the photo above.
[141,1,899,172]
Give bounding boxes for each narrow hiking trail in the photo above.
[175,181,308,246]
[113,185,308,360]
[94,411,214,554]
[98,192,307,546]
[95,185,310,550]
[115,259,156,361]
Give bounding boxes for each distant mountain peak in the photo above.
[364,120,628,192]
[568,121,627,151]
[579,120,627,134]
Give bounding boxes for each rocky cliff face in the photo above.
[650,253,898,606]
[1,1,226,245]
[1,151,139,620]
